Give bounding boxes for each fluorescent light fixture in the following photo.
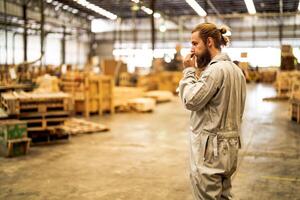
[185,0,207,17]
[159,24,167,32]
[63,5,69,10]
[154,12,161,18]
[73,0,117,20]
[141,6,153,15]
[244,0,256,14]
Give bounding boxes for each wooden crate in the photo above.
[0,138,31,157]
[0,120,27,141]
[61,72,114,118]
[100,59,127,77]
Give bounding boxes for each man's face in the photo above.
[191,31,211,68]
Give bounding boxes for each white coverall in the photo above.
[179,53,246,200]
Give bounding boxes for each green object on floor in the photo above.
[0,120,27,142]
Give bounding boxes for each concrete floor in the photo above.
[0,84,299,200]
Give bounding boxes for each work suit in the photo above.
[179,53,246,200]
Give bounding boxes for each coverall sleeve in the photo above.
[179,66,221,111]
[240,75,247,120]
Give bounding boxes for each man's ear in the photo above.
[207,37,214,48]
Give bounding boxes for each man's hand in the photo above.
[183,53,196,69]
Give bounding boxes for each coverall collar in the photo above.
[208,52,231,66]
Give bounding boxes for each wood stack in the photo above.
[0,91,72,143]
[61,72,114,118]
[0,120,31,157]
[58,118,109,135]
[127,98,156,112]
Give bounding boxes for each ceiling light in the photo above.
[154,12,161,18]
[185,0,207,17]
[72,9,78,14]
[73,0,117,20]
[298,0,300,11]
[63,5,69,10]
[141,6,153,15]
[159,24,167,32]
[131,0,140,3]
[244,0,256,14]
[46,0,53,3]
[52,1,58,6]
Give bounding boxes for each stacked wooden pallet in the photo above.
[58,118,109,135]
[0,120,31,157]
[61,72,114,118]
[0,91,72,143]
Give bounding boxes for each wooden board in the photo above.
[127,98,156,112]
[144,90,174,103]
[59,118,109,135]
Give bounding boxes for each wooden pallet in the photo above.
[0,91,72,116]
[127,98,156,112]
[29,129,69,144]
[0,138,31,157]
[290,99,300,123]
[58,118,109,135]
[61,72,114,118]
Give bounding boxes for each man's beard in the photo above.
[196,47,211,69]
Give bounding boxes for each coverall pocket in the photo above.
[191,131,210,166]
[217,131,240,175]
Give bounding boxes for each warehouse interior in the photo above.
[0,0,300,199]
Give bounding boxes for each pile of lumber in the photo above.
[144,90,174,103]
[127,98,156,112]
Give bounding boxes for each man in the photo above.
[179,23,246,200]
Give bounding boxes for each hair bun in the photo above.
[219,27,227,34]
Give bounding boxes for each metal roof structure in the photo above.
[57,0,300,19]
